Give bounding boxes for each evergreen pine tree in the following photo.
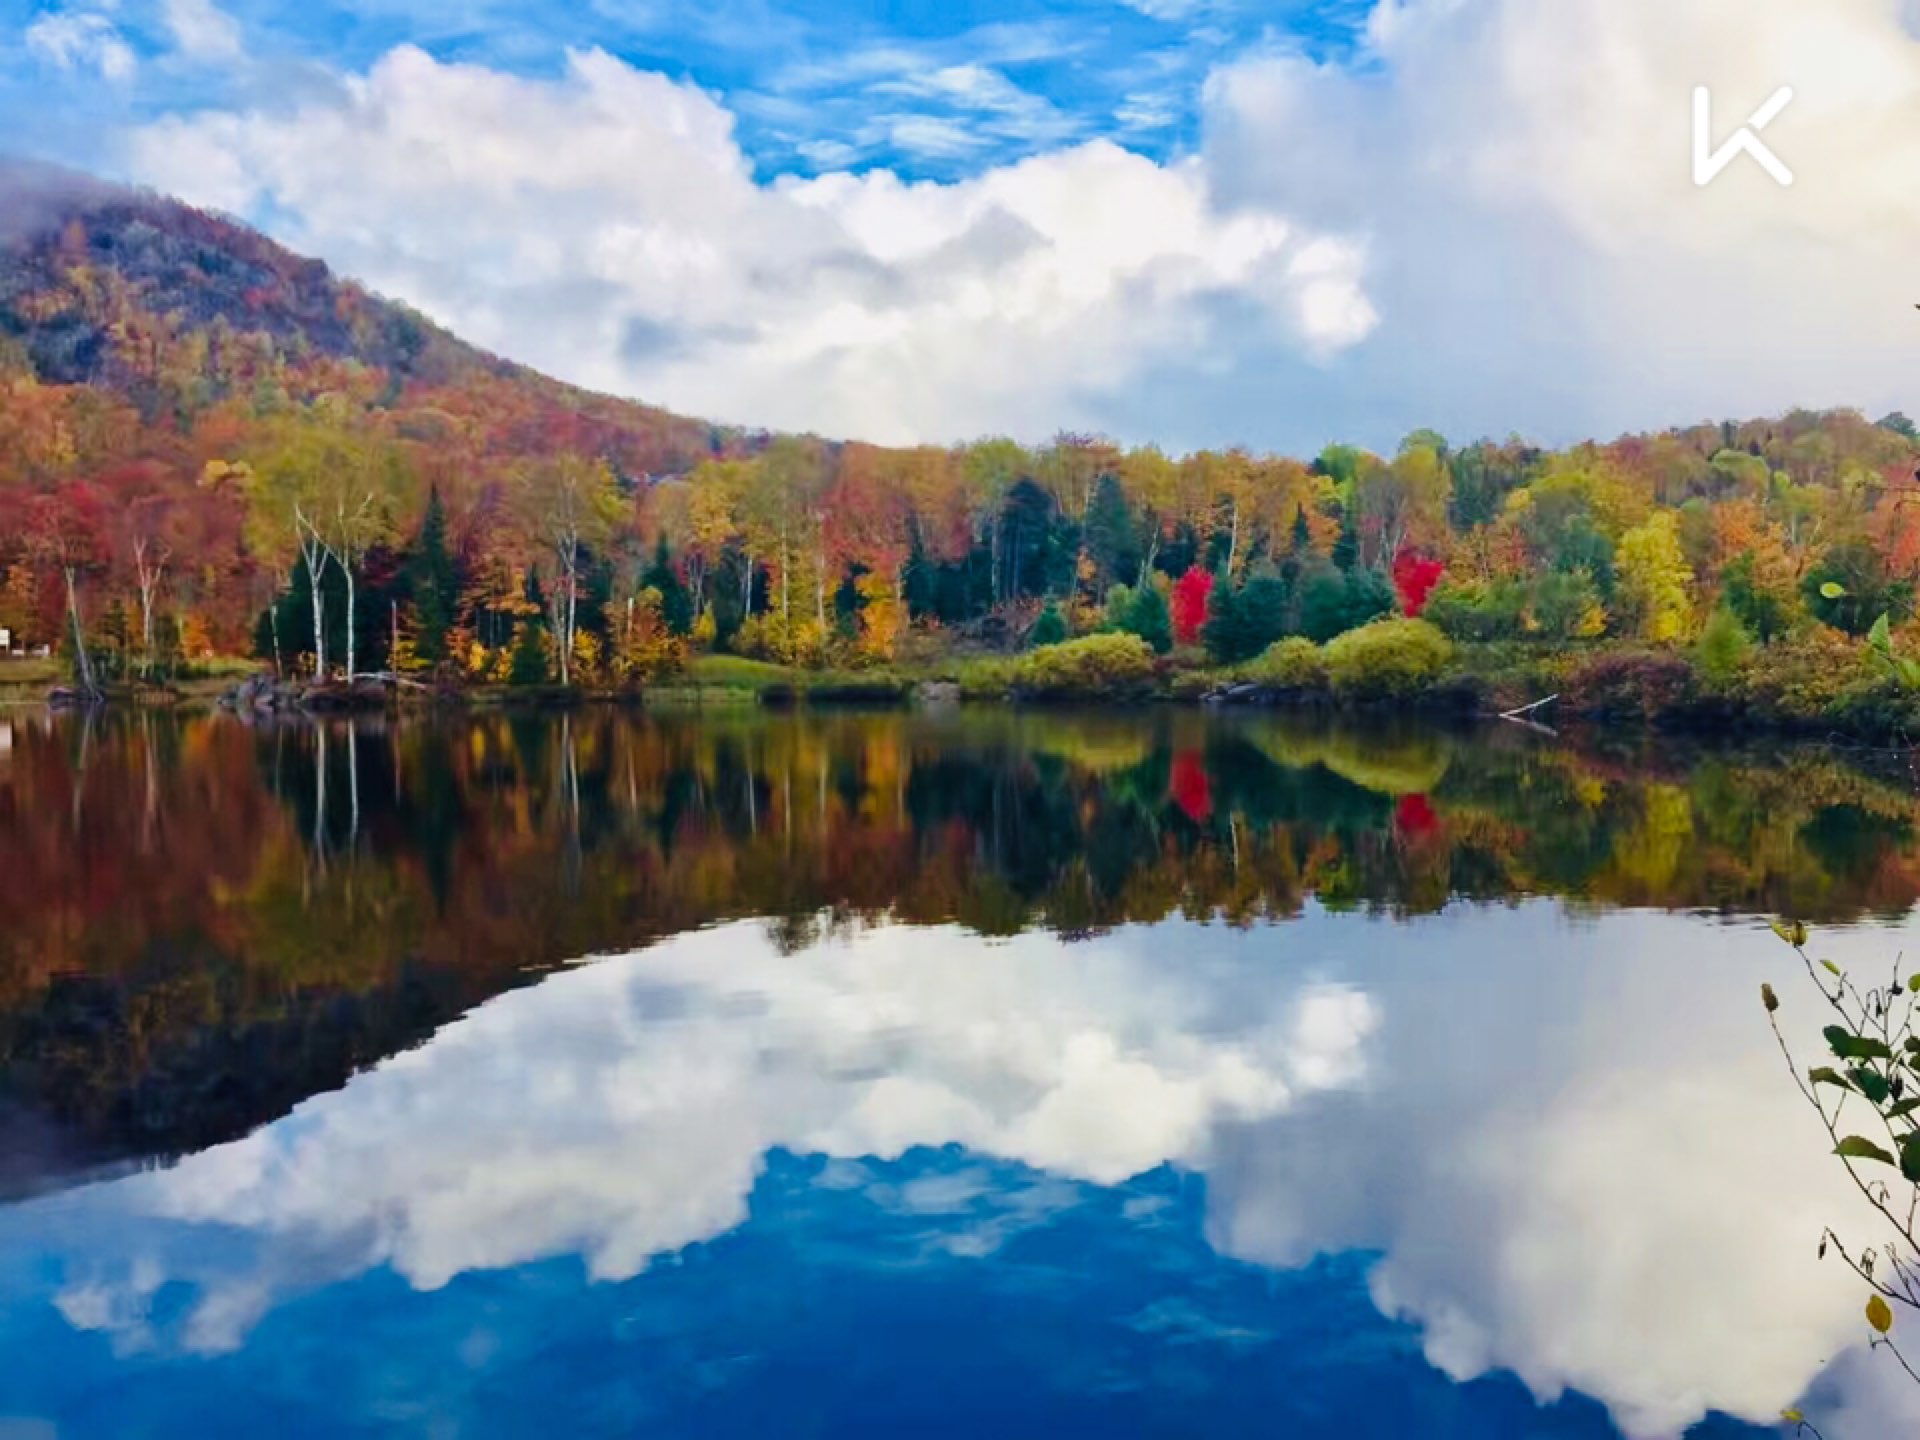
[1331,512,1359,572]
[1029,602,1068,648]
[509,617,550,685]
[1122,583,1173,655]
[1203,578,1244,665]
[411,486,457,665]
[1083,473,1141,589]
[642,537,695,635]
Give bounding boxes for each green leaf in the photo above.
[1869,1293,1895,1333]
[1848,1066,1891,1104]
[1822,959,1842,976]
[1810,1066,1854,1091]
[1870,611,1892,650]
[1822,581,1849,601]
[1826,1026,1894,1061]
[1836,1135,1898,1166]
[1885,1096,1920,1119]
[1909,974,1920,994]
[1903,1134,1920,1184]
[1772,919,1809,948]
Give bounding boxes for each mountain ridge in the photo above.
[0,154,742,476]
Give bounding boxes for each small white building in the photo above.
[0,627,11,656]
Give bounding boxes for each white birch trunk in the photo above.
[64,566,97,696]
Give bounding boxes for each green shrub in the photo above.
[1105,581,1173,654]
[1300,567,1397,644]
[953,656,1017,699]
[1424,578,1527,643]
[1450,641,1579,713]
[1693,607,1754,690]
[1247,636,1327,690]
[1011,633,1156,699]
[1804,540,1914,637]
[1203,572,1291,663]
[1529,569,1604,641]
[1826,673,1920,739]
[508,621,551,685]
[1028,603,1068,648]
[1323,619,1453,701]
[1741,628,1872,724]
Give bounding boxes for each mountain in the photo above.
[0,156,737,477]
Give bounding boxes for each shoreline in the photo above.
[10,658,1917,751]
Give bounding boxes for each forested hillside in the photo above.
[4,161,1920,711]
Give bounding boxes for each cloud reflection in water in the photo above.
[11,902,1920,1437]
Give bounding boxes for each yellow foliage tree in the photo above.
[613,587,685,685]
[855,571,905,661]
[1615,512,1694,643]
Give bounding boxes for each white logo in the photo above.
[1693,85,1795,188]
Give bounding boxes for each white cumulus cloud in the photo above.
[101,0,1920,455]
[25,10,135,82]
[120,44,1373,448]
[161,0,241,62]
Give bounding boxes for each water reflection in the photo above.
[6,709,1920,1435]
[2,908,1917,1437]
[6,707,1920,1185]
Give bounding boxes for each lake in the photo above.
[2,705,1919,1437]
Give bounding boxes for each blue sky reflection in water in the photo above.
[4,903,1919,1438]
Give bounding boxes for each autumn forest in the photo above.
[5,165,1920,731]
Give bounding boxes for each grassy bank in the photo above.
[0,658,62,706]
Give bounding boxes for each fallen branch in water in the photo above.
[1499,694,1559,721]
[1496,693,1560,736]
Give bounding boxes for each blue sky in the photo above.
[2,0,1375,181]
[3,1,1918,454]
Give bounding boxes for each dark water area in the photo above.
[2,706,1919,1436]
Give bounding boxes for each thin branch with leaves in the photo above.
[1766,920,1920,1433]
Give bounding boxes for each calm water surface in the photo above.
[3,706,1920,1437]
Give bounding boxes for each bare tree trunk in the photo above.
[270,604,283,681]
[343,558,357,683]
[132,537,166,679]
[989,517,1001,606]
[815,546,827,630]
[299,532,328,679]
[566,569,578,684]
[63,566,98,697]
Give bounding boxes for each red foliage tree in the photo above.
[1392,551,1445,617]
[1171,567,1214,646]
[26,479,112,693]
